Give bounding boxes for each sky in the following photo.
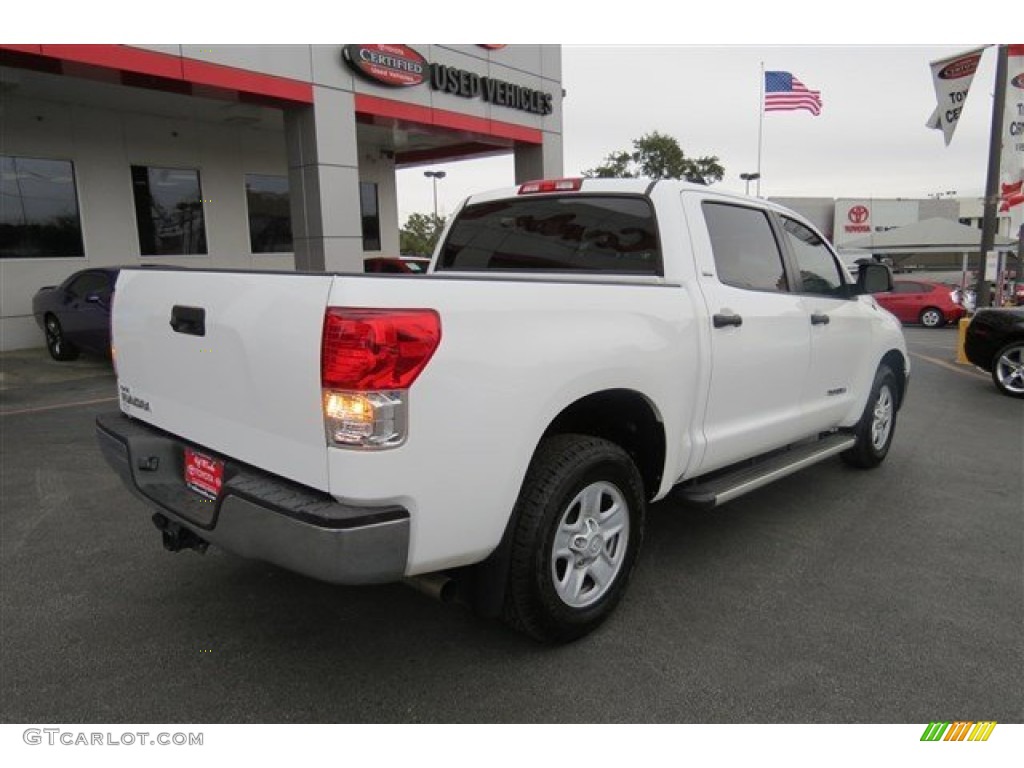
[397,43,1003,222]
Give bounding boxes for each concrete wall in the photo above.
[358,153,400,258]
[0,89,291,350]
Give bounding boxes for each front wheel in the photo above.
[991,342,1024,398]
[842,365,898,469]
[503,434,646,644]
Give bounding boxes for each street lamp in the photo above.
[424,170,447,219]
[740,172,761,196]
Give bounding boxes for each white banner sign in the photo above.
[832,199,920,247]
[1000,45,1024,238]
[926,47,987,146]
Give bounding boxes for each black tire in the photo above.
[44,314,79,361]
[919,307,945,328]
[991,342,1024,398]
[842,365,898,469]
[503,434,646,644]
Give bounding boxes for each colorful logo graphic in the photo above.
[920,721,997,742]
[342,45,427,88]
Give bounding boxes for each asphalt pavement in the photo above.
[1,331,1021,723]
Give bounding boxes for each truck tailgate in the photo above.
[112,269,335,492]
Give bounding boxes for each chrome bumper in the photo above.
[95,412,409,585]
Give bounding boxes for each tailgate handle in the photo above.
[170,306,206,337]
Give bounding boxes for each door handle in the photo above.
[170,305,206,337]
[811,313,830,325]
[713,312,743,328]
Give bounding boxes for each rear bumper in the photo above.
[95,411,410,584]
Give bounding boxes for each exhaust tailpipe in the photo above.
[404,573,457,603]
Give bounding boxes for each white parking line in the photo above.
[910,352,986,378]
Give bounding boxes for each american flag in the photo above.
[764,71,823,116]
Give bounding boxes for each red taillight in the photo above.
[321,308,441,390]
[518,178,583,195]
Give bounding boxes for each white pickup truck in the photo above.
[96,178,908,643]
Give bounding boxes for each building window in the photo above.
[245,174,293,253]
[0,155,85,259]
[360,181,381,252]
[131,165,208,256]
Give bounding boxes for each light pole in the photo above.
[740,172,760,196]
[424,170,446,220]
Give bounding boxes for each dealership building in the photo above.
[0,44,564,350]
[775,196,1020,276]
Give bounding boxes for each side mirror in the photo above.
[856,263,893,295]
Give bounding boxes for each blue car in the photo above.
[32,267,119,361]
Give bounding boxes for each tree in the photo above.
[583,131,725,186]
[400,212,447,256]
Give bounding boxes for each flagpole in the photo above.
[756,61,764,196]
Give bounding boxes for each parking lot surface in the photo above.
[1,328,1021,723]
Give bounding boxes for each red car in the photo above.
[363,256,430,274]
[873,279,966,328]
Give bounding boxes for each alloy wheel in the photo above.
[550,481,630,609]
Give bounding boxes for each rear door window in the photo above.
[438,195,661,275]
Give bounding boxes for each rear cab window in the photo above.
[437,195,662,275]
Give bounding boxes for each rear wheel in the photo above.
[44,314,78,361]
[919,307,945,328]
[842,365,898,469]
[503,434,645,644]
[991,342,1024,398]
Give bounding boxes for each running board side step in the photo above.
[674,434,857,508]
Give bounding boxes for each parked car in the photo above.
[963,306,1024,398]
[873,279,966,328]
[32,267,119,360]
[364,256,430,274]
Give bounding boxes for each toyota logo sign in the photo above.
[848,205,870,224]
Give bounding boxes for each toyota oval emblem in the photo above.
[848,205,870,224]
[938,53,982,80]
[1011,73,1024,89]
